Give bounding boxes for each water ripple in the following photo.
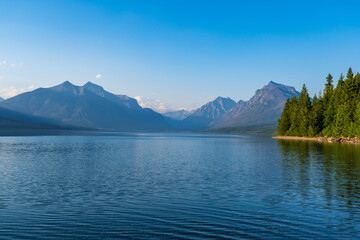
[0,134,359,239]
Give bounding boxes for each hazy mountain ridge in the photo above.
[213,81,300,128]
[0,81,171,131]
[179,97,236,129]
[0,97,3,102]
[163,110,193,120]
[0,80,299,134]
[174,81,299,131]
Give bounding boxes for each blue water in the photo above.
[0,133,359,239]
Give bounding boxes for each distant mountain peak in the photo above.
[268,81,281,85]
[215,96,226,100]
[56,80,75,87]
[83,81,105,95]
[50,81,82,95]
[83,81,142,110]
[60,80,75,88]
[84,81,102,88]
[179,96,236,129]
[265,81,297,92]
[213,81,300,129]
[214,96,233,102]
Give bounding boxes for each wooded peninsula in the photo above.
[277,67,360,138]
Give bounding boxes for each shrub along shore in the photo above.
[273,136,360,144]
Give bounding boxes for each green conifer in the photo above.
[277,98,291,136]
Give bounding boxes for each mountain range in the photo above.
[168,81,300,131]
[0,81,171,131]
[0,80,299,134]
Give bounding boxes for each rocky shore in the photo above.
[273,136,360,144]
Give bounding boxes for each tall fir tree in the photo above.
[287,95,300,136]
[323,73,334,110]
[277,98,291,136]
[297,84,311,136]
[311,94,324,135]
[323,74,345,136]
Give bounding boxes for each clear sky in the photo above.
[1,0,360,112]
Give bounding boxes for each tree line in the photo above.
[277,67,360,138]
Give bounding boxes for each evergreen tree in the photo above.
[277,98,291,136]
[287,95,300,136]
[311,94,324,135]
[278,68,360,138]
[298,84,311,136]
[323,73,334,108]
[333,107,346,137]
[347,67,354,81]
[323,74,344,136]
[308,126,315,137]
[348,122,356,138]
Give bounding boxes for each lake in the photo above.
[0,133,359,239]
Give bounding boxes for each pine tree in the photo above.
[347,67,354,81]
[311,94,324,135]
[287,95,300,136]
[323,74,344,136]
[323,73,334,109]
[341,69,357,136]
[333,106,346,137]
[348,122,356,138]
[308,126,315,137]
[277,98,291,136]
[298,84,311,136]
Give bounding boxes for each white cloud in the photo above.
[27,85,36,91]
[9,62,23,68]
[134,96,192,113]
[0,85,37,99]
[0,61,23,68]
[96,74,102,79]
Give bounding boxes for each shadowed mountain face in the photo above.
[0,97,3,102]
[0,106,74,135]
[213,81,300,128]
[0,81,171,131]
[179,97,236,129]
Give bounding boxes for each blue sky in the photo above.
[1,0,360,111]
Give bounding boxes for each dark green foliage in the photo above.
[277,98,291,135]
[311,94,324,135]
[277,67,360,138]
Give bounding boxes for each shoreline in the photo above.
[273,136,360,144]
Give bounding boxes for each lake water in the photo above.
[0,133,359,239]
